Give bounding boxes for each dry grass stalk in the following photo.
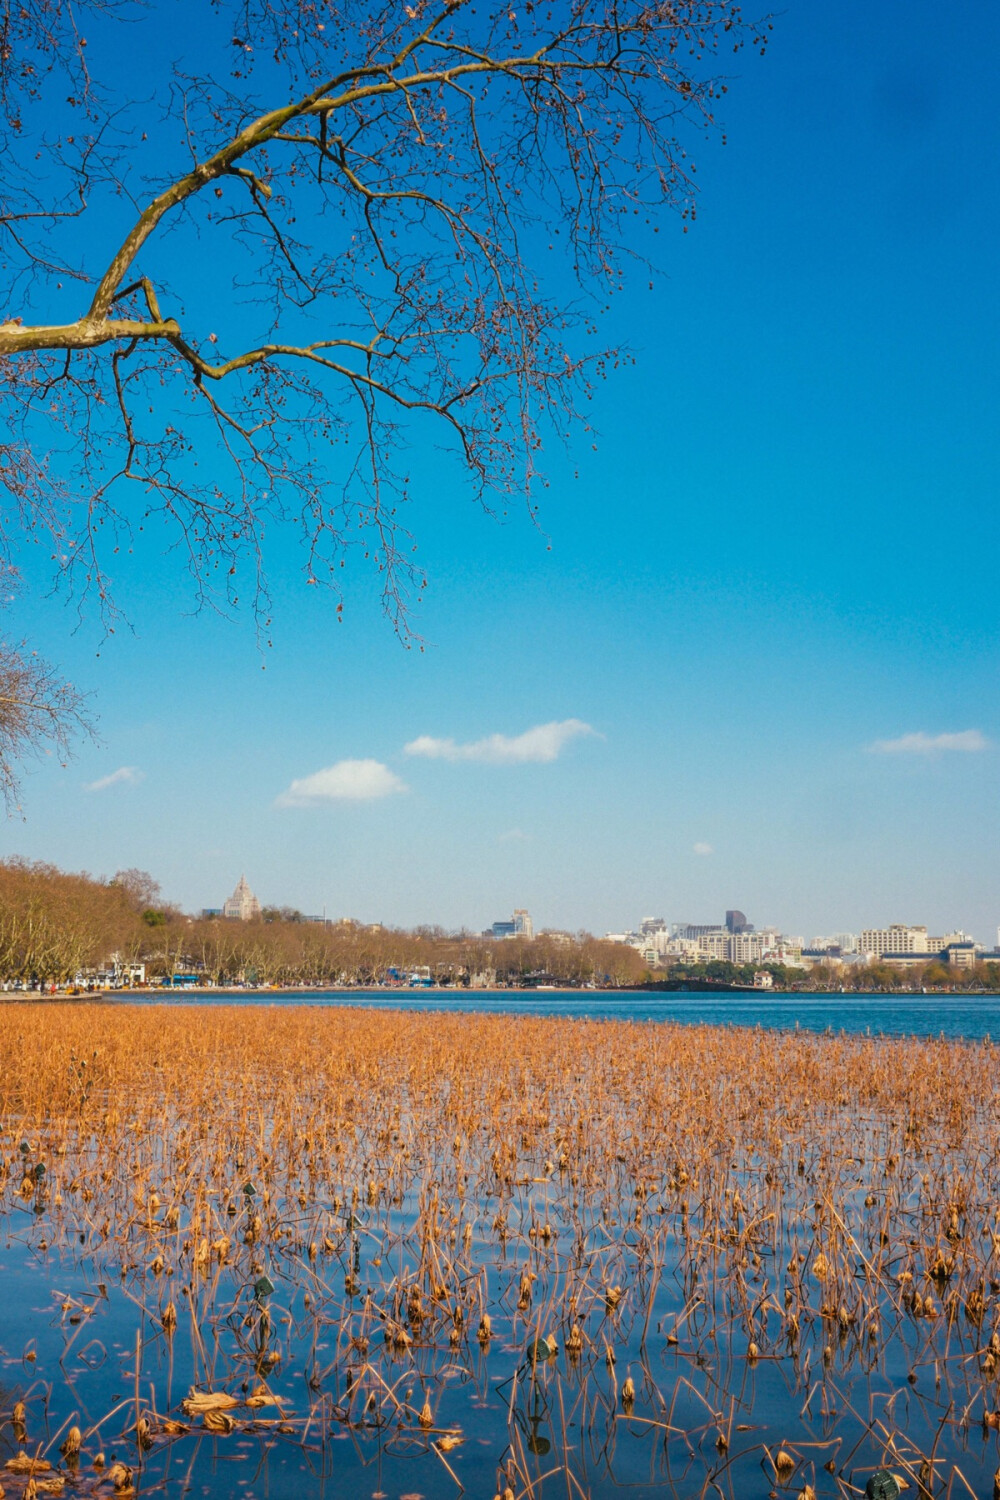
[1,1004,999,1497]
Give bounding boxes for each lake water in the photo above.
[118,987,1000,1039]
[4,1003,1000,1500]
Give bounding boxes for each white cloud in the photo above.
[868,729,988,756]
[276,759,407,806]
[404,718,597,766]
[85,766,145,792]
[693,841,713,856]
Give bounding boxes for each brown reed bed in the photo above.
[0,1004,999,1500]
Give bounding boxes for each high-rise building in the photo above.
[728,932,766,962]
[859,925,928,956]
[927,930,970,950]
[223,875,262,922]
[488,909,535,939]
[697,931,729,958]
[725,909,748,935]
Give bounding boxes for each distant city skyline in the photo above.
[608,913,991,972]
[195,881,994,961]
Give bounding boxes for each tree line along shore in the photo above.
[2,859,998,994]
[0,859,645,990]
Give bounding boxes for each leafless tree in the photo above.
[1,0,770,639]
[111,867,163,911]
[0,639,91,809]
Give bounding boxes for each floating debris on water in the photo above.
[0,1004,998,1500]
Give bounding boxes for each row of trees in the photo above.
[0,860,158,983]
[659,959,807,989]
[171,921,644,989]
[665,957,1000,992]
[0,859,645,988]
[802,959,1000,992]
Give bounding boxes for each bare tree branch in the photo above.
[1,0,772,636]
[0,638,93,811]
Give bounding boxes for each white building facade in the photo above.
[223,875,262,922]
[859,924,929,956]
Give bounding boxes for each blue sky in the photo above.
[7,0,999,940]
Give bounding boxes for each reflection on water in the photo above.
[118,987,1000,1040]
[2,1004,1000,1500]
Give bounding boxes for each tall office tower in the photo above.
[223,875,262,922]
